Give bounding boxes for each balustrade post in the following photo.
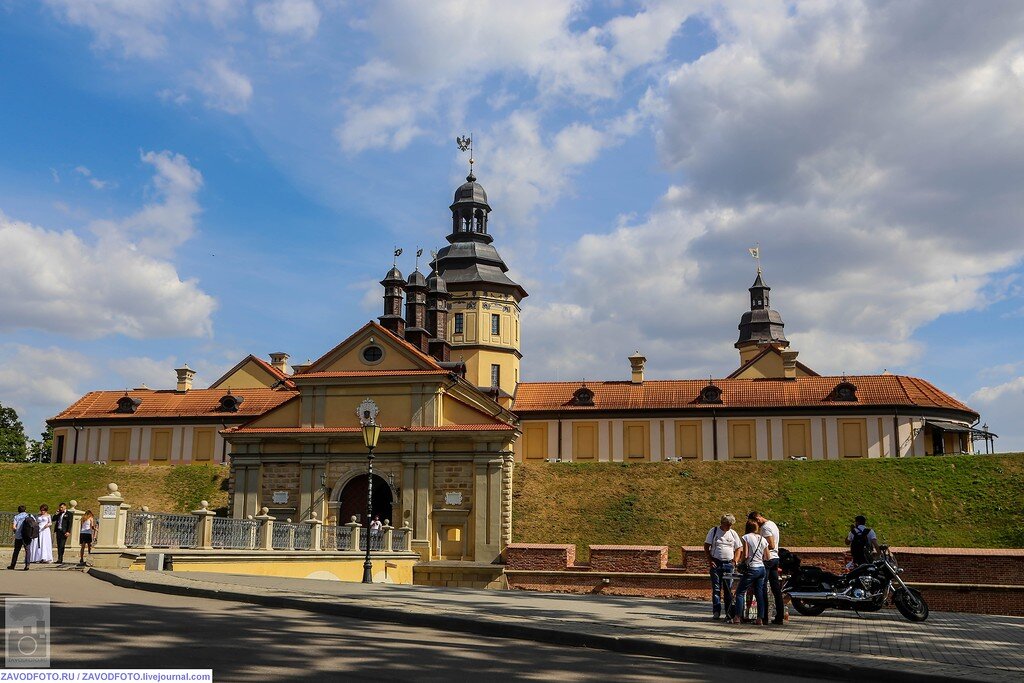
[305,512,323,551]
[400,523,413,552]
[140,506,154,549]
[246,515,257,550]
[255,507,275,550]
[286,518,296,550]
[345,517,361,552]
[96,483,131,549]
[68,500,84,545]
[191,500,216,550]
[382,520,394,553]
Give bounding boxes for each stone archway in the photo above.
[337,474,392,526]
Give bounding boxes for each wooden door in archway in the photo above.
[337,474,392,526]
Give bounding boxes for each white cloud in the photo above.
[336,96,425,153]
[0,345,95,417]
[524,1,1024,384]
[0,150,215,339]
[111,355,179,390]
[195,60,253,114]
[74,165,115,190]
[255,0,321,40]
[969,377,1024,452]
[44,0,176,58]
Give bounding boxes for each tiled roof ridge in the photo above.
[300,321,444,375]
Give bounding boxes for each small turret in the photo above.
[426,272,452,362]
[404,270,430,353]
[378,266,406,337]
[735,271,789,365]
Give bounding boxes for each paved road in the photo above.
[1,567,805,682]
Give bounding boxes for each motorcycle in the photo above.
[780,545,929,622]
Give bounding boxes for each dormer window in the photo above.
[832,381,858,402]
[219,393,245,412]
[698,384,723,404]
[571,386,595,406]
[116,395,141,414]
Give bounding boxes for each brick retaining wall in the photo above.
[503,544,1024,616]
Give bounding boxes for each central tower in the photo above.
[431,170,527,397]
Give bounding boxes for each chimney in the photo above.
[782,350,799,379]
[175,364,195,392]
[628,351,646,385]
[268,352,289,374]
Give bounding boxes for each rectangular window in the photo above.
[192,428,215,461]
[783,420,811,458]
[623,422,649,460]
[151,429,172,461]
[109,429,130,462]
[675,421,702,459]
[454,313,464,334]
[490,364,500,387]
[523,423,548,460]
[838,420,866,458]
[728,420,756,459]
[491,313,500,335]
[54,434,65,464]
[573,422,598,460]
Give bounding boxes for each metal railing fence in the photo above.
[125,511,150,547]
[211,517,259,550]
[272,522,298,550]
[149,513,198,549]
[359,529,386,552]
[391,528,408,552]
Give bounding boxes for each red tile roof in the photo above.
[49,387,296,422]
[513,375,976,416]
[227,424,514,434]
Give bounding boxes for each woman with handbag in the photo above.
[730,519,768,625]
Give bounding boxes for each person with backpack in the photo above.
[847,515,879,565]
[7,505,35,571]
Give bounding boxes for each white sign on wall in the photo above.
[101,504,118,519]
[272,491,289,505]
[444,491,463,506]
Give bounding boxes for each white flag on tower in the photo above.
[748,246,759,259]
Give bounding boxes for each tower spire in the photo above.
[457,134,474,180]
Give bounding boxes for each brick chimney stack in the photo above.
[269,352,289,374]
[629,351,646,385]
[175,364,195,392]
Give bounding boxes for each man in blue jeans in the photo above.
[7,505,30,570]
[704,514,742,619]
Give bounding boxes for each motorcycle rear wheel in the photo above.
[894,588,929,622]
[790,598,827,616]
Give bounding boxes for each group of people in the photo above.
[7,503,97,570]
[704,511,783,625]
[704,511,881,624]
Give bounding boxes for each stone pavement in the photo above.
[89,569,1023,682]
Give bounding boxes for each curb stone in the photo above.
[88,569,989,682]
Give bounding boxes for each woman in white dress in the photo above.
[30,504,54,563]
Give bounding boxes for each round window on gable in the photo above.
[361,345,384,365]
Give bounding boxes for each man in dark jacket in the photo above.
[52,503,73,564]
[7,506,31,570]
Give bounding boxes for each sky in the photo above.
[1,0,1023,450]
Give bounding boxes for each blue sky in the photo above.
[1,1,1022,449]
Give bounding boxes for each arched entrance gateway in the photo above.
[336,474,393,526]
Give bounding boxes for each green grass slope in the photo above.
[0,464,230,514]
[512,454,1024,563]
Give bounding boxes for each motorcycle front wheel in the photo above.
[790,598,827,616]
[894,588,929,622]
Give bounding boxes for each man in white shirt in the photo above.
[704,514,742,619]
[749,511,783,625]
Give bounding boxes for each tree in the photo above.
[29,425,53,463]
[0,402,28,463]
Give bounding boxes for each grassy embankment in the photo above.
[513,453,1024,563]
[0,464,230,515]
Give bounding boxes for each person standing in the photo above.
[29,504,54,564]
[749,511,783,625]
[7,505,31,570]
[730,519,768,625]
[847,515,879,565]
[78,510,97,566]
[52,503,73,564]
[704,514,743,620]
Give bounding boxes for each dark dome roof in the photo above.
[453,173,488,206]
[383,266,403,282]
[427,272,448,294]
[406,270,427,288]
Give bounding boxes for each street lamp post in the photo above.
[358,399,381,584]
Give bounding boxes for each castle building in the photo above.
[47,162,992,562]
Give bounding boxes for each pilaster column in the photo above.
[68,500,84,543]
[381,521,394,553]
[345,518,361,552]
